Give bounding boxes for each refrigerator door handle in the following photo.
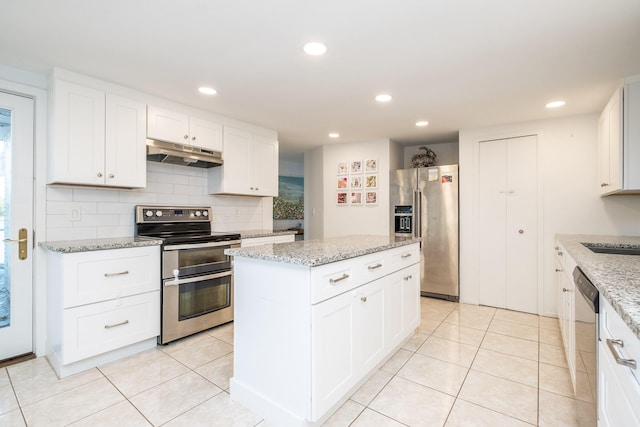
[413,189,421,239]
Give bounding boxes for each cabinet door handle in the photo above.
[192,136,196,141]
[404,275,412,281]
[368,263,383,271]
[329,273,349,284]
[601,183,609,187]
[360,296,367,302]
[109,174,114,179]
[104,270,129,277]
[97,172,103,178]
[184,134,189,140]
[401,253,412,259]
[555,268,563,272]
[104,320,129,329]
[562,288,570,292]
[606,339,637,369]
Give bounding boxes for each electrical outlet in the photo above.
[70,208,81,222]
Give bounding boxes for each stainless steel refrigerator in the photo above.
[390,165,459,301]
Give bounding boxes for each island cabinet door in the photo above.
[310,277,387,421]
[310,290,357,420]
[386,264,421,350]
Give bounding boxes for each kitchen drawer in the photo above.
[311,258,359,304]
[385,244,420,272]
[62,246,160,308]
[62,291,160,364]
[600,297,640,385]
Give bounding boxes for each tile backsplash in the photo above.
[44,162,273,241]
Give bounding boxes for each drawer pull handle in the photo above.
[361,296,367,302]
[401,253,412,259]
[606,339,637,369]
[404,275,412,281]
[555,268,563,272]
[368,263,383,271]
[329,274,349,284]
[104,271,129,277]
[104,320,129,329]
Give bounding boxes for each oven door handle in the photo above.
[164,271,232,286]
[164,240,241,251]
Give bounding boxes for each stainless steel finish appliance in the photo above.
[135,205,240,344]
[146,139,223,168]
[390,165,459,301]
[573,266,598,426]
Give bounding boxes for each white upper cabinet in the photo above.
[208,126,278,196]
[599,76,640,195]
[49,80,146,188]
[147,105,222,152]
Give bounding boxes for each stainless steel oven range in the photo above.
[135,205,240,344]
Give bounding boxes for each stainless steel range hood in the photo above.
[146,139,223,168]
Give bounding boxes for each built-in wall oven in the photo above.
[135,206,240,344]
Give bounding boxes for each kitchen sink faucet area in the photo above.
[1,297,587,426]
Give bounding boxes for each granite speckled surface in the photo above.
[226,235,420,267]
[239,230,298,239]
[557,234,640,339]
[39,236,162,253]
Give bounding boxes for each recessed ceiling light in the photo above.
[198,87,217,95]
[415,121,429,127]
[375,94,392,103]
[303,42,327,56]
[545,100,565,108]
[329,133,340,138]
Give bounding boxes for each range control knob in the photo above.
[202,211,209,217]
[145,210,154,218]
[155,210,163,217]
[194,211,202,217]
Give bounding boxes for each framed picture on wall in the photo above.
[365,159,378,173]
[365,191,377,205]
[337,161,348,175]
[337,176,348,189]
[350,191,362,205]
[337,192,348,205]
[351,175,362,189]
[365,174,377,189]
[350,160,362,174]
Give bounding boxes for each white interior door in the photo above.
[478,135,538,314]
[0,91,34,360]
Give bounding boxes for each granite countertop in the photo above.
[226,235,420,267]
[39,236,163,253]
[556,234,640,339]
[239,230,299,239]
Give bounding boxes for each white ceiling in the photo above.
[2,0,640,160]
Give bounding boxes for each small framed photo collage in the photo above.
[337,159,378,206]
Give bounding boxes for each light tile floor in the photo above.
[0,298,590,426]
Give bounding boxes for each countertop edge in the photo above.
[556,234,640,340]
[39,237,163,253]
[239,230,299,239]
[226,236,420,267]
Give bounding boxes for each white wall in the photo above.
[279,159,304,178]
[46,161,273,240]
[304,139,403,239]
[403,141,459,167]
[459,114,640,317]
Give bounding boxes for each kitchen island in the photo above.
[226,235,421,426]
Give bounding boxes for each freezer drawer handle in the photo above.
[329,274,349,284]
[104,270,129,277]
[401,253,412,259]
[104,320,129,329]
[606,339,637,369]
[368,263,383,271]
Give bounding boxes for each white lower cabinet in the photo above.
[598,297,640,426]
[231,243,420,426]
[46,245,161,378]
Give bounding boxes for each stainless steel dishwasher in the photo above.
[573,266,598,426]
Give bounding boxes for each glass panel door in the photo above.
[0,91,34,361]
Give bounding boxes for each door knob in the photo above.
[518,229,524,234]
[3,228,28,260]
